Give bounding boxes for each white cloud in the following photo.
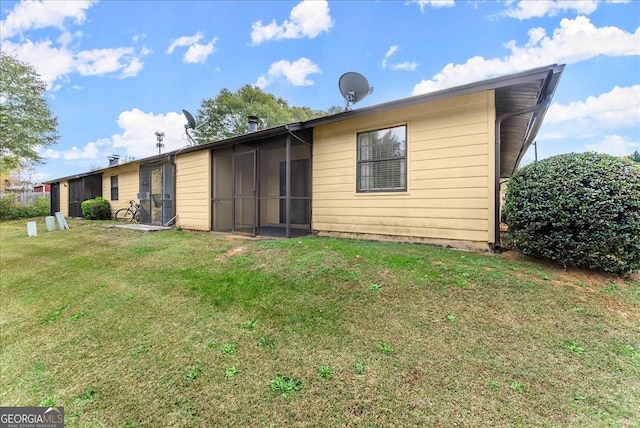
[391,62,419,71]
[538,85,639,154]
[255,75,270,89]
[75,47,142,76]
[547,85,640,127]
[183,39,217,64]
[132,33,146,44]
[255,57,321,89]
[111,109,189,158]
[40,148,61,160]
[62,142,102,160]
[534,132,640,160]
[121,57,144,78]
[503,0,632,20]
[1,2,149,89]
[382,46,399,68]
[56,29,82,47]
[5,40,150,87]
[166,33,203,54]
[412,16,640,94]
[409,0,456,13]
[166,33,217,63]
[0,0,96,39]
[585,134,640,156]
[40,140,105,161]
[251,0,333,45]
[505,0,598,19]
[40,109,189,164]
[2,39,76,88]
[382,45,418,71]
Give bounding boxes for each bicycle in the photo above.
[115,200,141,223]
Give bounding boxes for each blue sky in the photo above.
[1,0,638,182]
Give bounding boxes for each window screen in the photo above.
[357,125,407,192]
[110,176,119,200]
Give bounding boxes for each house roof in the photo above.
[44,161,125,183]
[302,63,565,178]
[46,64,563,183]
[177,123,299,154]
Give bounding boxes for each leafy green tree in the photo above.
[629,150,640,163]
[0,53,59,172]
[194,84,340,143]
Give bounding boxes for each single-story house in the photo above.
[47,64,565,251]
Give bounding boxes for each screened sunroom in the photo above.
[210,128,312,238]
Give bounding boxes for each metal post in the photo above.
[286,134,291,238]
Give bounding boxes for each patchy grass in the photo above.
[224,366,240,380]
[376,342,394,355]
[317,365,334,380]
[269,375,302,398]
[1,218,639,427]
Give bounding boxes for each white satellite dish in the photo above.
[339,72,373,111]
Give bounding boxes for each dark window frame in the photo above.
[110,175,119,200]
[356,125,407,193]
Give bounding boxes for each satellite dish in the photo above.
[339,72,373,110]
[182,109,196,130]
[182,109,198,146]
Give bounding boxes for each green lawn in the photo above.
[1,218,638,427]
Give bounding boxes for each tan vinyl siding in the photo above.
[101,163,139,216]
[312,90,496,248]
[176,150,210,231]
[59,181,69,216]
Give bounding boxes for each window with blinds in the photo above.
[110,176,119,200]
[356,125,407,192]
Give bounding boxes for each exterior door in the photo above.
[212,149,233,232]
[233,150,256,235]
[150,167,163,224]
[139,166,162,225]
[68,179,83,217]
[139,162,175,226]
[50,183,60,216]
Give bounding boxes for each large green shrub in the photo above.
[81,197,111,220]
[0,195,50,221]
[503,152,640,275]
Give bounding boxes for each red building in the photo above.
[32,183,51,193]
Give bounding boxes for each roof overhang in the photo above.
[495,64,564,178]
[44,169,103,184]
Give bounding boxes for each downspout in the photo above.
[165,145,189,227]
[493,89,553,250]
